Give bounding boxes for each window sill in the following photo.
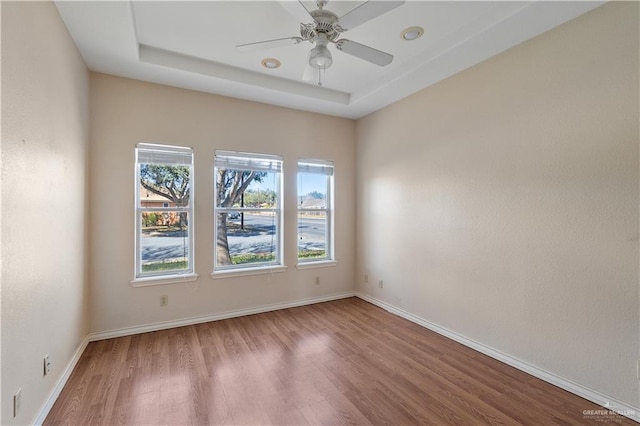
[211,265,288,279]
[130,273,199,287]
[296,260,337,270]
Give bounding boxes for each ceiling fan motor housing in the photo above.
[308,9,340,41]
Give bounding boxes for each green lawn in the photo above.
[231,253,275,264]
[142,260,188,273]
[298,249,326,259]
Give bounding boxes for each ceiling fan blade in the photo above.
[336,39,393,66]
[236,37,303,51]
[278,1,313,24]
[338,1,405,31]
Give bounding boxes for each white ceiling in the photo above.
[54,1,603,119]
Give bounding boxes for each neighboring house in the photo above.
[140,186,181,226]
[299,196,326,216]
[140,185,176,208]
[299,197,325,209]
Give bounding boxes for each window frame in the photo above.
[132,143,196,286]
[296,158,335,267]
[212,150,285,276]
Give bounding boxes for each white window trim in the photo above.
[134,143,195,282]
[213,151,284,273]
[131,273,199,287]
[296,158,335,266]
[295,260,337,270]
[211,265,288,279]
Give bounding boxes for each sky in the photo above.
[250,171,328,197]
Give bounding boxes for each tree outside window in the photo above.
[214,151,283,270]
[135,143,194,278]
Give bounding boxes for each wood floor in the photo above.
[45,297,632,425]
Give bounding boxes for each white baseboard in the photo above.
[89,291,356,341]
[356,292,640,423]
[33,334,90,426]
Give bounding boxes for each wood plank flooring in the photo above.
[45,297,633,425]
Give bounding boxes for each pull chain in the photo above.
[317,66,324,87]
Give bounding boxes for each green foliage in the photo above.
[298,249,326,259]
[243,189,276,207]
[231,253,275,264]
[142,260,188,272]
[142,212,161,227]
[140,164,190,206]
[141,164,190,188]
[307,191,325,200]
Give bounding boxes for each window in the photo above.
[297,159,334,264]
[214,151,283,273]
[134,143,194,282]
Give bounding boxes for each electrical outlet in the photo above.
[44,354,51,376]
[364,274,369,283]
[160,295,168,307]
[13,388,22,418]
[378,280,383,288]
[314,277,320,285]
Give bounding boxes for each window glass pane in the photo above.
[216,170,278,208]
[216,211,278,267]
[140,211,190,274]
[139,164,190,208]
[298,211,327,260]
[298,172,327,208]
[214,151,282,272]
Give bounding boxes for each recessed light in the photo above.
[261,58,281,69]
[401,26,424,41]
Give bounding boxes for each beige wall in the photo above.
[89,73,356,333]
[356,2,639,407]
[2,0,637,421]
[1,1,90,424]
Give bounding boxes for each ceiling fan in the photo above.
[236,0,406,86]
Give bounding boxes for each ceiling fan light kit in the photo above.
[236,0,406,86]
[308,34,333,69]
